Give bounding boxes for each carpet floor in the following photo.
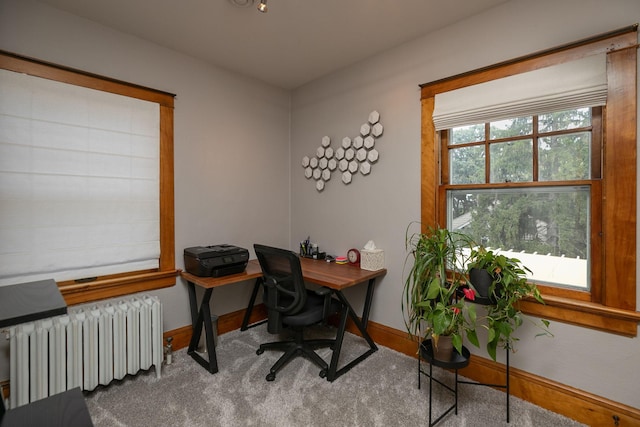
[85,325,586,427]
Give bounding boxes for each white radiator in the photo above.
[6,293,163,408]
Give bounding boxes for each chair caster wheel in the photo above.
[256,348,264,355]
[319,369,327,378]
[266,372,276,381]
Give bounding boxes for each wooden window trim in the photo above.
[0,50,178,305]
[420,26,640,336]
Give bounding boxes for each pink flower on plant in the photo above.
[462,287,476,301]
[452,307,461,315]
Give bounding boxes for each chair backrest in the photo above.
[254,244,308,334]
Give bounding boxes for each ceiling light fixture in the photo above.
[228,0,255,7]
[257,0,268,13]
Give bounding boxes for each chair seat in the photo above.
[281,292,339,327]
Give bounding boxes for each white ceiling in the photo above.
[39,0,509,90]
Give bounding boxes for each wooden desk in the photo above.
[182,261,264,374]
[181,258,387,381]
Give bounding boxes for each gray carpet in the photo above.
[85,325,585,427]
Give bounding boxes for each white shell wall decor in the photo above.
[345,148,355,161]
[342,171,352,184]
[301,111,384,192]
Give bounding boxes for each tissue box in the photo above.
[361,248,384,271]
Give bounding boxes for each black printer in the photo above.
[184,244,249,277]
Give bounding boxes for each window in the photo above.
[420,26,640,335]
[0,51,178,304]
[444,107,599,293]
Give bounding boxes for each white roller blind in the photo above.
[433,54,607,130]
[0,69,160,286]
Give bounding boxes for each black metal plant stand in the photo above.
[457,344,510,422]
[418,339,471,427]
[455,285,511,423]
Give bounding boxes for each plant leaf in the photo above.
[466,329,479,348]
[452,334,462,354]
[487,339,498,361]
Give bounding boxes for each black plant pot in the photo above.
[468,268,498,305]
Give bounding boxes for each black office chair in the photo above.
[253,244,340,381]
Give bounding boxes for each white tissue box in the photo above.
[361,248,384,271]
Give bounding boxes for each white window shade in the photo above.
[0,69,160,286]
[433,54,607,130]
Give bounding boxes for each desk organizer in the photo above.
[361,248,384,271]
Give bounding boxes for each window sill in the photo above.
[519,295,640,337]
[59,269,179,305]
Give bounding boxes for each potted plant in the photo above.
[402,224,479,360]
[467,246,551,361]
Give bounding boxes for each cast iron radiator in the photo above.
[6,293,163,408]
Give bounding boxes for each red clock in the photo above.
[347,248,360,266]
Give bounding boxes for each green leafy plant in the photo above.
[467,246,552,360]
[402,224,479,355]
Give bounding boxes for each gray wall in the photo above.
[1,0,639,411]
[290,0,640,410]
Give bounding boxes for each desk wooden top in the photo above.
[181,258,386,291]
[298,257,386,290]
[181,261,263,289]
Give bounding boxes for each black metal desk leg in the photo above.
[186,280,199,326]
[240,278,265,331]
[361,278,376,328]
[327,302,349,381]
[326,280,378,382]
[186,283,219,374]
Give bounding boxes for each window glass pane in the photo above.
[489,116,532,140]
[450,124,484,145]
[489,139,533,183]
[539,107,591,133]
[450,145,485,184]
[539,132,591,181]
[447,186,590,289]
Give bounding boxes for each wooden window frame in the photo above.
[419,26,640,336]
[0,51,178,305]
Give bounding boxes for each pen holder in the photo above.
[301,241,320,258]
